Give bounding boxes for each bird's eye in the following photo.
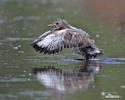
[56,22,59,25]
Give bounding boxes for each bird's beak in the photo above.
[48,24,54,27]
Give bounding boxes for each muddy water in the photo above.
[0,0,125,100]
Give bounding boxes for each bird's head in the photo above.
[48,18,69,30]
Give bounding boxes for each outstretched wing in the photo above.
[32,28,94,54]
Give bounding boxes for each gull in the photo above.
[31,18,103,60]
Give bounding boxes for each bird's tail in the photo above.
[85,45,104,58]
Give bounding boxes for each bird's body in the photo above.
[32,19,103,60]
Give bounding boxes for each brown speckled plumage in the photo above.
[32,19,103,60]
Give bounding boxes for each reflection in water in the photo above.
[32,61,103,94]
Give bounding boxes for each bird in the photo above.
[31,18,103,60]
[32,61,101,93]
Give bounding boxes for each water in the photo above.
[0,0,125,100]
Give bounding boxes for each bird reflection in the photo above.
[32,60,102,94]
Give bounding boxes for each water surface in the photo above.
[0,0,125,100]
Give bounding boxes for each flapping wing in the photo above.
[32,29,94,54]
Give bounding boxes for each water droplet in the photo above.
[18,45,21,47]
[13,46,18,50]
[18,51,24,54]
[120,85,125,89]
[27,79,31,81]
[29,73,32,76]
[101,92,106,96]
[24,70,26,73]
[96,34,100,38]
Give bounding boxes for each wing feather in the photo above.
[32,28,94,54]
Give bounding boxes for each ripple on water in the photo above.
[6,37,34,41]
[12,16,40,21]
[18,90,49,96]
[72,57,125,65]
[0,94,18,99]
[24,56,125,65]
[120,85,125,89]
[0,78,32,83]
[99,57,125,64]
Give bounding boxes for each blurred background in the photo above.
[0,0,125,100]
